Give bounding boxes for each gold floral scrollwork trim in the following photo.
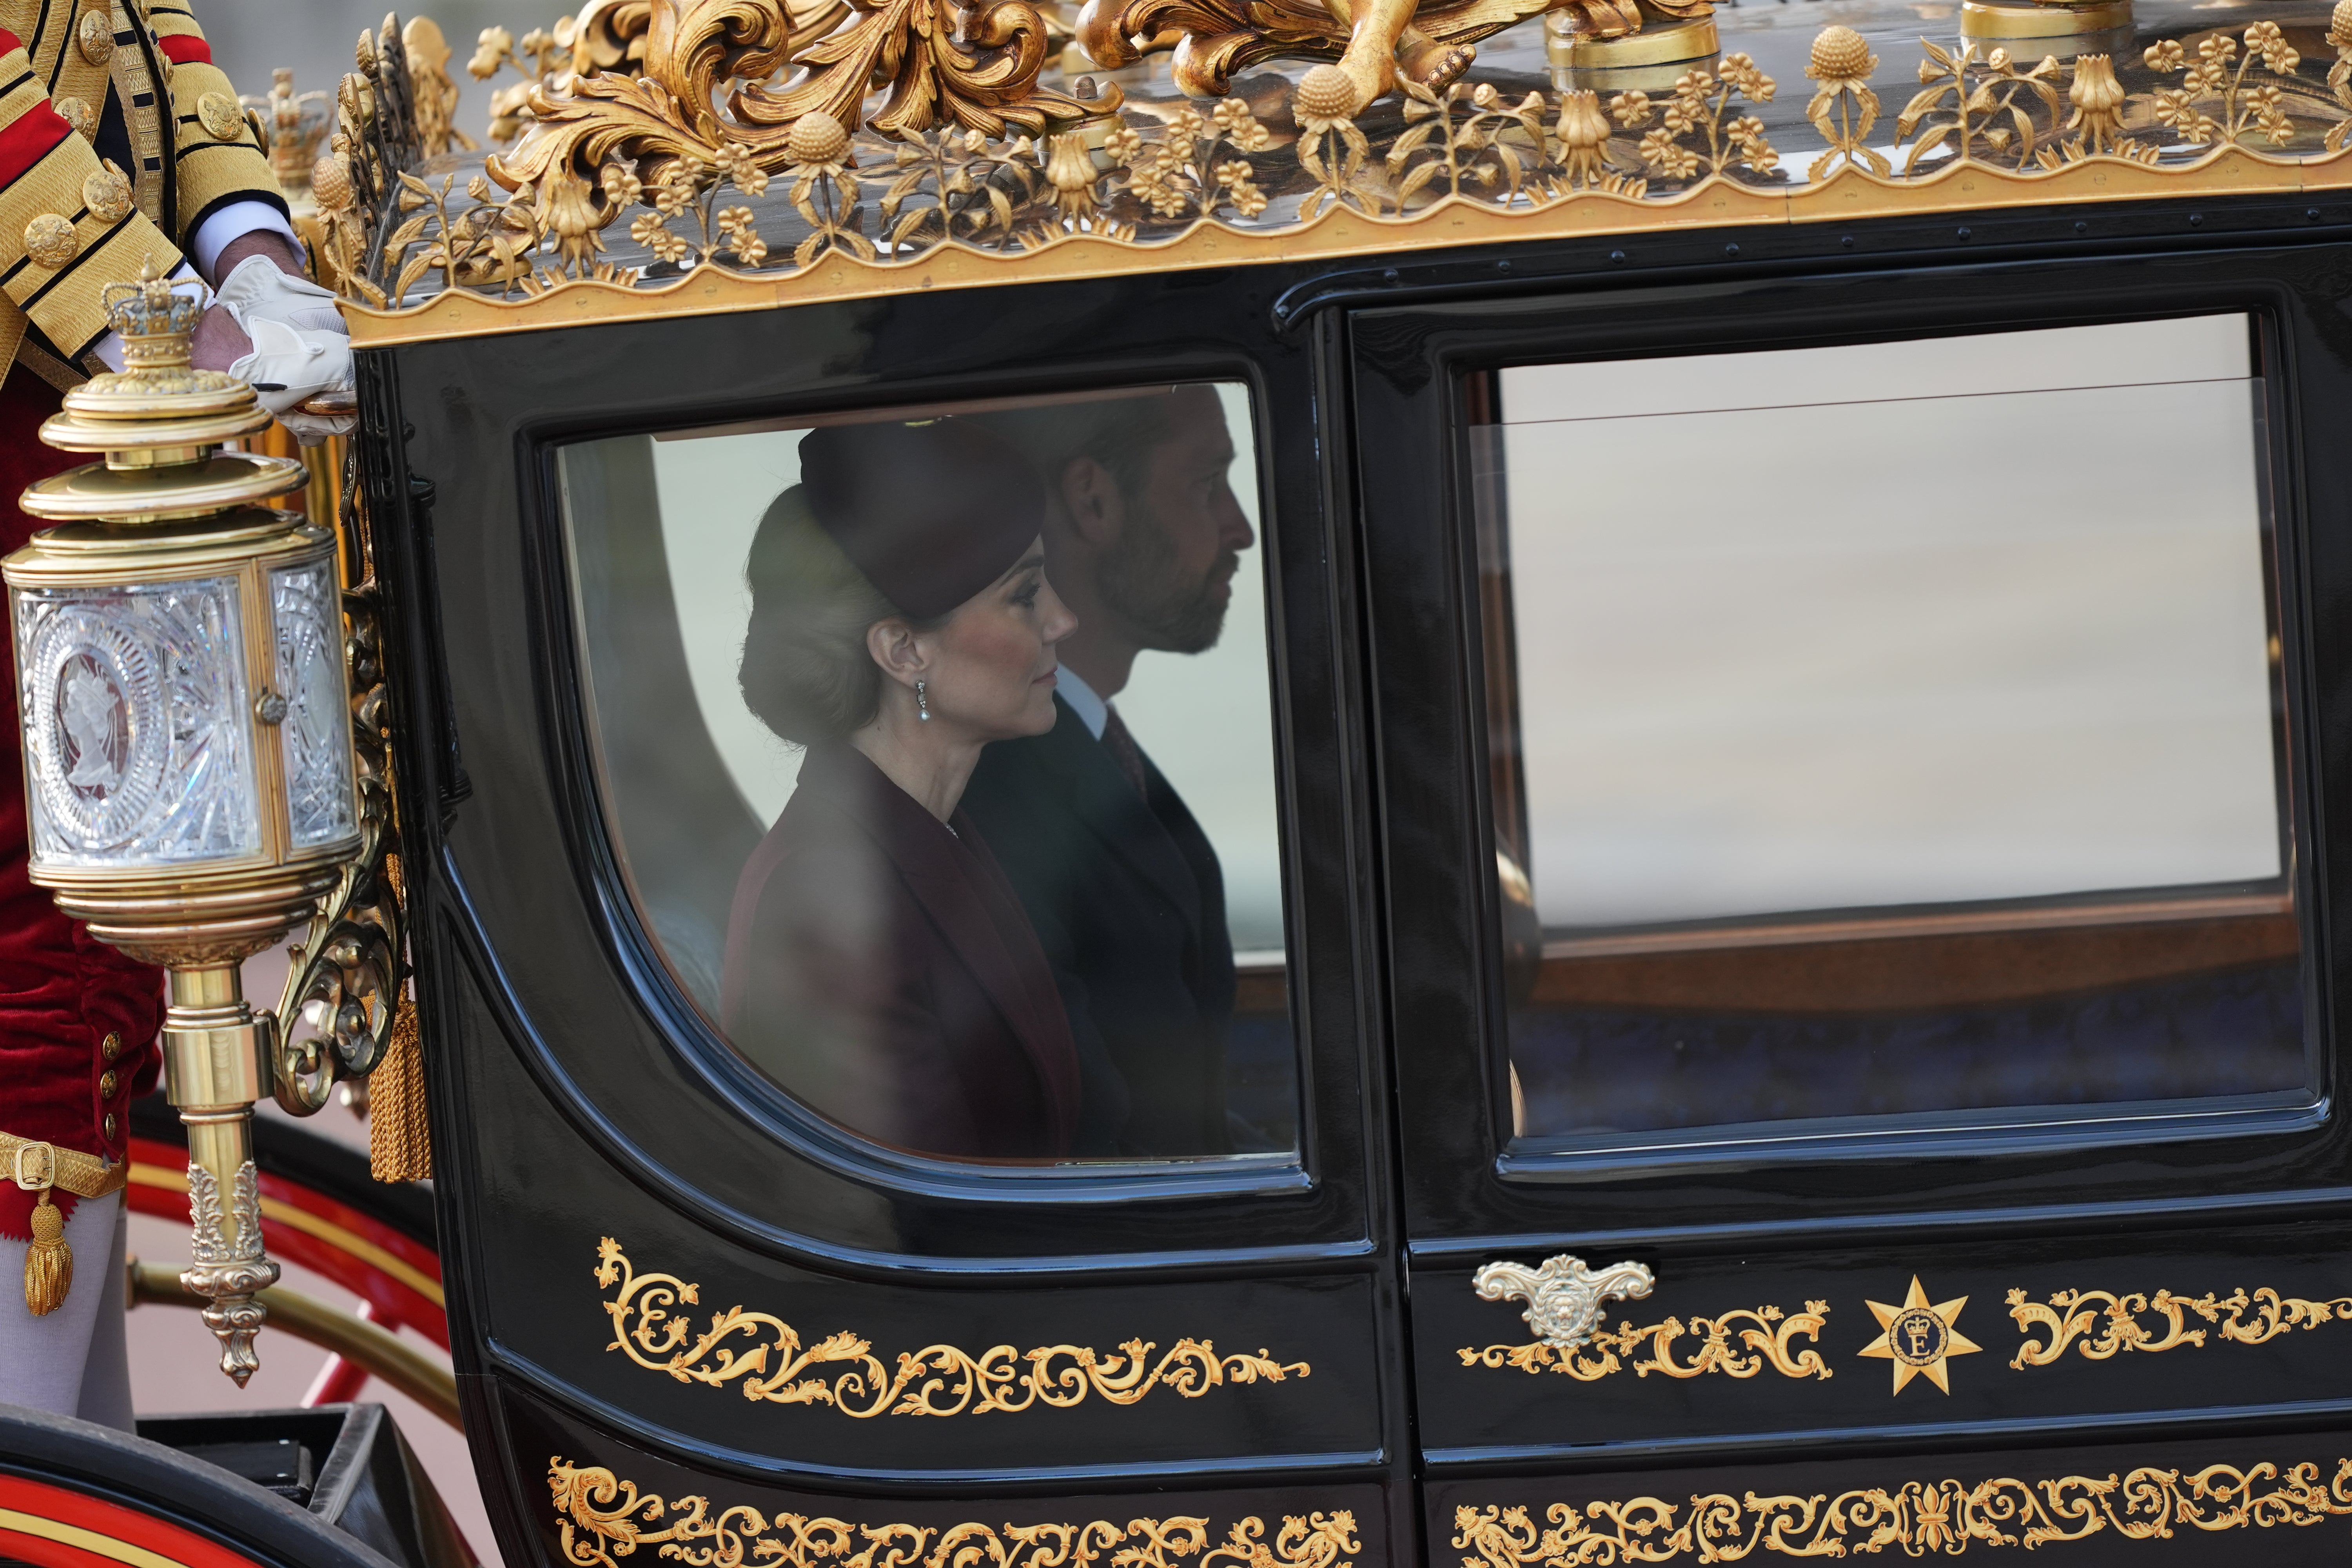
[347,14,2352,338]
[2008,1285,2352,1368]
[1458,1301,1832,1382]
[595,1238,1308,1417]
[547,1457,1363,1568]
[1451,1459,2352,1563]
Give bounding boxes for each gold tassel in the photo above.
[24,1190,69,1316]
[369,991,432,1183]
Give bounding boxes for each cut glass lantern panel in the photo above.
[14,575,261,868]
[271,560,356,849]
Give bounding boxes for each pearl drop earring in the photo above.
[916,679,929,721]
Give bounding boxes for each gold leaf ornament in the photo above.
[1553,89,1610,185]
[1045,131,1099,219]
[486,0,1116,245]
[2328,0,2352,147]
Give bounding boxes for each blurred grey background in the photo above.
[207,0,527,108]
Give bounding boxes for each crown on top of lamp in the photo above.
[102,256,207,364]
[59,256,260,432]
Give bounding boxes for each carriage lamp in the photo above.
[6,261,363,1385]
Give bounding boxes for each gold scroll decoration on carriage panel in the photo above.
[593,1238,1309,1416]
[549,1458,1364,1568]
[1457,1252,1833,1383]
[1451,1458,2352,1562]
[2007,1283,2352,1367]
[321,4,2352,345]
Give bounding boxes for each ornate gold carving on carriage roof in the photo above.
[548,1458,1365,1568]
[325,0,2352,344]
[1451,1459,2352,1564]
[1459,1299,1833,1383]
[594,1238,1309,1417]
[2007,1283,2352,1368]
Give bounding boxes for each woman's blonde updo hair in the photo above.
[739,417,1044,745]
[737,487,906,746]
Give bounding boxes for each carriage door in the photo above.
[1348,255,2352,1563]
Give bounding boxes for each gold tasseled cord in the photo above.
[24,1190,69,1315]
[369,992,432,1183]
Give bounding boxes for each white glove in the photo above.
[219,255,356,445]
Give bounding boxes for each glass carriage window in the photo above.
[559,384,1297,1164]
[1472,316,2315,1152]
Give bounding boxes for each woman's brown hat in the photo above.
[799,417,1045,621]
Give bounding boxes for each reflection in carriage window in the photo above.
[1472,316,2317,1151]
[560,385,1295,1163]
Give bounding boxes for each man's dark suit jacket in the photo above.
[961,695,1236,1156]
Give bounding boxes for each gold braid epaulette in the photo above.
[0,1129,129,1318]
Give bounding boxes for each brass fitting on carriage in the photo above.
[162,967,283,1385]
[4,261,370,1385]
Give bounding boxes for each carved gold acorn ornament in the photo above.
[312,154,354,212]
[1808,25,1872,86]
[1295,63,1359,124]
[784,109,850,167]
[1805,22,1885,176]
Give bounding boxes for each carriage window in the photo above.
[559,384,1297,1164]
[1474,315,2316,1152]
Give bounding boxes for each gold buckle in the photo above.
[11,1142,56,1192]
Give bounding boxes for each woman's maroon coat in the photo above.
[720,744,1081,1160]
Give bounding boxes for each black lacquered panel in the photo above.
[1413,1218,2352,1465]
[448,958,1383,1480]
[492,1383,1392,1568]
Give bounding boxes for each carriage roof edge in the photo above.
[302,0,2352,347]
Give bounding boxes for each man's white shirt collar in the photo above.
[1056,666,1110,739]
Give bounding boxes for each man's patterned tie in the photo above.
[1100,706,1152,800]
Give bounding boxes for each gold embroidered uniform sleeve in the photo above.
[0,27,183,361]
[145,2,281,243]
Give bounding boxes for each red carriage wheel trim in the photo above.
[0,1473,268,1568]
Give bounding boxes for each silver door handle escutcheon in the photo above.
[1473,1254,1656,1350]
